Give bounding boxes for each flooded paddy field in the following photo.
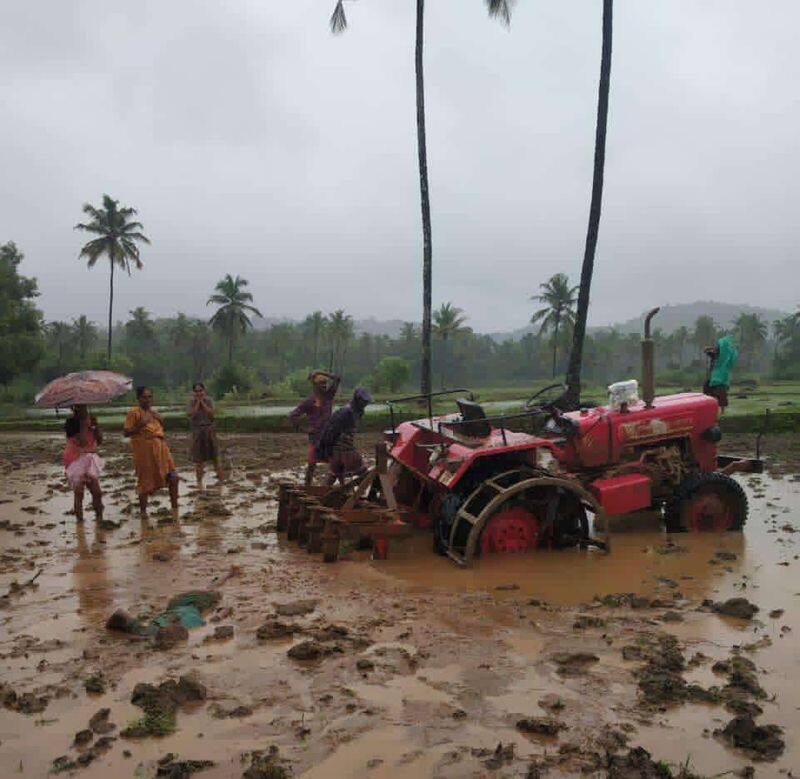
[0,431,798,777]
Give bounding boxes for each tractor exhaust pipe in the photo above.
[642,307,660,408]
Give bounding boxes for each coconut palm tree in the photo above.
[169,313,193,354]
[400,322,418,343]
[190,319,212,380]
[773,309,800,346]
[47,321,74,373]
[207,274,263,364]
[733,312,768,370]
[327,309,354,374]
[125,307,156,342]
[531,274,578,379]
[690,315,718,358]
[671,325,689,369]
[124,307,158,366]
[564,0,614,406]
[432,302,467,388]
[330,0,510,398]
[303,311,328,367]
[75,194,150,362]
[71,315,98,361]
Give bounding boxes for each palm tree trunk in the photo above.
[552,319,560,379]
[440,337,446,390]
[228,333,233,364]
[107,260,114,363]
[565,0,613,407]
[416,0,434,399]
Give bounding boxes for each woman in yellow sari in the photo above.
[124,386,179,514]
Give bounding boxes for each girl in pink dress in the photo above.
[63,405,104,521]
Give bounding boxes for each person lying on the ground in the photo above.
[187,381,222,489]
[289,370,341,486]
[63,404,104,522]
[315,387,372,487]
[703,334,738,415]
[124,386,179,515]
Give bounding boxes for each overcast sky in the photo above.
[1,1,798,332]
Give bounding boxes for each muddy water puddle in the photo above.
[1,433,799,776]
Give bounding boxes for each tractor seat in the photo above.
[451,398,491,438]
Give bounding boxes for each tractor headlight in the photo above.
[701,425,722,443]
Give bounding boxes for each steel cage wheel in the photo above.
[459,476,600,563]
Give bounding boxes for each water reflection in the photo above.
[377,520,749,605]
[73,522,113,624]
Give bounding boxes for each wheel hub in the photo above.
[687,491,733,532]
[481,506,542,554]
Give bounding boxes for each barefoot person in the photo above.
[316,387,372,487]
[63,405,104,522]
[124,386,179,514]
[289,370,340,486]
[187,382,222,489]
[704,334,738,416]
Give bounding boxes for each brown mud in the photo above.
[0,431,798,777]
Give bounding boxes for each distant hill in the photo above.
[604,301,788,336]
[487,301,789,342]
[352,318,407,338]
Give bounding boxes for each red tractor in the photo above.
[363,308,763,565]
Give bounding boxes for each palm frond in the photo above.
[78,238,108,266]
[80,203,104,221]
[330,0,347,34]
[74,222,107,235]
[486,0,513,26]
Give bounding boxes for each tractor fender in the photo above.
[458,475,606,565]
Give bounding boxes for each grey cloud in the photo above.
[0,0,797,332]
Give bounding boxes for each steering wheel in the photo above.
[524,383,568,414]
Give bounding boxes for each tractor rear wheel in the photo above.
[442,470,598,565]
[480,505,543,554]
[664,472,747,533]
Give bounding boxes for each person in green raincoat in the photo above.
[704,334,738,413]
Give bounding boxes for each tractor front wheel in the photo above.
[664,472,747,533]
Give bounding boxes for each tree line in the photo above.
[3,234,797,405]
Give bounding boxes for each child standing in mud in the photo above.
[124,386,179,515]
[289,370,340,486]
[63,404,104,522]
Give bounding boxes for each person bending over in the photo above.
[315,387,372,487]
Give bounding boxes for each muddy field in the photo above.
[0,431,798,778]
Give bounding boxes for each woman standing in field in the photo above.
[63,404,104,522]
[124,386,179,514]
[187,382,222,489]
[289,370,340,485]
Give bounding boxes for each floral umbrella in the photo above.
[35,370,133,409]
